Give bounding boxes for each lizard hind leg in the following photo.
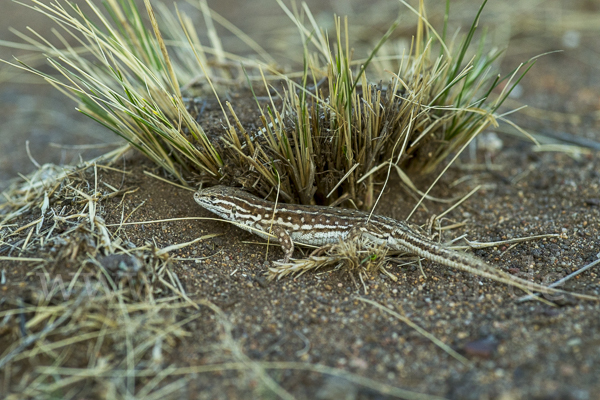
[347,223,390,246]
[309,244,335,258]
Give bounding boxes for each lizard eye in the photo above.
[231,206,237,214]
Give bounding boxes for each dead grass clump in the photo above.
[0,155,204,399]
[0,288,195,399]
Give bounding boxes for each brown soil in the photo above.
[2,1,600,399]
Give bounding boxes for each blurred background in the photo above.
[1,0,599,188]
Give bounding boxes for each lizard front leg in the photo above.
[270,225,294,263]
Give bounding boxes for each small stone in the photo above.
[349,357,368,370]
[463,336,498,359]
[316,376,357,400]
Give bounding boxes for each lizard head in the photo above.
[194,185,258,220]
[194,185,232,206]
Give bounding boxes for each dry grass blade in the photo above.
[357,297,472,366]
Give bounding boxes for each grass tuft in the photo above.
[3,0,534,209]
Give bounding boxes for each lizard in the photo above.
[194,185,597,301]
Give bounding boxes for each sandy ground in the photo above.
[2,1,600,399]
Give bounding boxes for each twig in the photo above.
[517,258,600,303]
[463,233,559,249]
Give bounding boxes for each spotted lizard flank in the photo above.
[194,185,596,301]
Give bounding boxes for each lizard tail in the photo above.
[405,239,597,302]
